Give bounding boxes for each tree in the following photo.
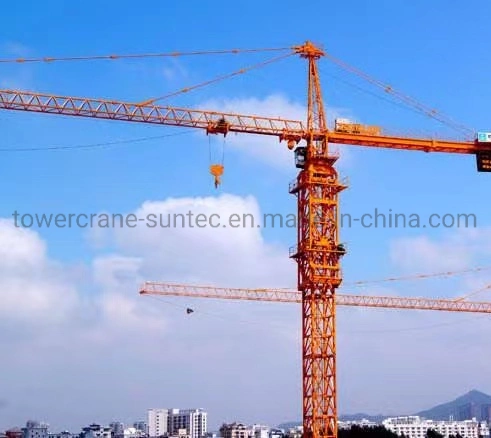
[426,429,444,438]
[338,425,400,438]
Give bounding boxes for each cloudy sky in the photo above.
[2,0,491,433]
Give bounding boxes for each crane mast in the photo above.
[291,42,344,438]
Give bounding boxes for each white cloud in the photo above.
[0,219,46,268]
[94,193,295,288]
[390,227,491,273]
[91,254,170,339]
[0,218,168,347]
[0,219,78,325]
[390,235,473,272]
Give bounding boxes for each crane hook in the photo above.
[210,164,224,188]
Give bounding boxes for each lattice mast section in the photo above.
[290,42,347,438]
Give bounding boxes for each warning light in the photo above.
[477,151,491,172]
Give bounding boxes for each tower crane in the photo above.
[2,41,491,438]
[138,281,491,314]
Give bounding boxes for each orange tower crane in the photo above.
[2,41,491,438]
[138,281,491,314]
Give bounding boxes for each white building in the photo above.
[133,422,148,435]
[285,426,302,438]
[382,416,490,438]
[123,428,146,438]
[22,421,49,438]
[169,409,207,438]
[149,409,170,437]
[148,408,207,438]
[219,423,251,438]
[338,419,379,430]
[110,423,125,438]
[49,432,74,438]
[268,430,283,438]
[251,425,269,438]
[80,424,112,438]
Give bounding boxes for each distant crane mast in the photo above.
[1,41,491,438]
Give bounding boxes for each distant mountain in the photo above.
[277,422,302,430]
[416,389,491,421]
[278,389,491,428]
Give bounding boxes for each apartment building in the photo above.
[148,408,207,438]
[382,416,490,438]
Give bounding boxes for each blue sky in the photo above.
[1,0,491,434]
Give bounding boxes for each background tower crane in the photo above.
[137,281,491,314]
[1,41,491,438]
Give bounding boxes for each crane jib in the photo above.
[2,89,491,158]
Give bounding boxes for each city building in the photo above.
[148,408,207,438]
[122,428,146,438]
[338,419,379,430]
[284,427,302,438]
[110,423,125,438]
[382,416,490,438]
[251,425,269,438]
[6,429,22,438]
[148,409,170,437]
[22,421,49,438]
[49,432,75,438]
[80,424,112,438]
[268,429,284,438]
[133,422,148,435]
[219,423,251,438]
[168,409,207,438]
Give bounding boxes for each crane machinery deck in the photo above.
[1,40,491,438]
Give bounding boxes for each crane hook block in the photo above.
[210,164,224,188]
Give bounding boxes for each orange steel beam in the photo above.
[2,89,491,154]
[139,282,491,314]
[326,131,487,154]
[0,89,304,137]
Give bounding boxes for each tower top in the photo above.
[294,41,325,59]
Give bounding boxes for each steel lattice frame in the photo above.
[290,44,348,438]
[138,282,491,314]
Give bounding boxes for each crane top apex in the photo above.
[293,41,325,59]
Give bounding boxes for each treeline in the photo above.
[339,425,399,438]
[338,425,467,438]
